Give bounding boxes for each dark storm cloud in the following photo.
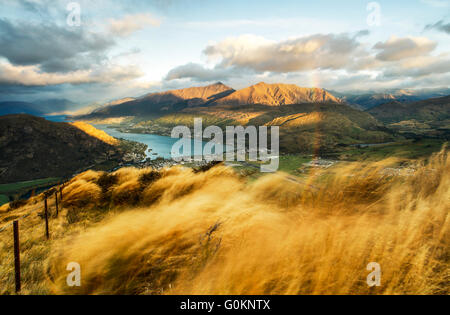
[0,18,115,73]
[425,20,450,34]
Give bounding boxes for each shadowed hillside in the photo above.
[136,102,397,153]
[0,115,125,184]
[368,95,450,124]
[368,95,450,139]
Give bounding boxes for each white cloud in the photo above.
[202,33,366,73]
[164,32,450,91]
[373,36,437,61]
[108,13,161,37]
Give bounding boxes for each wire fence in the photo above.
[0,163,319,294]
[0,183,65,293]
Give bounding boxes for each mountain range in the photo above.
[73,82,405,153]
[2,82,448,154]
[213,82,340,106]
[0,99,76,116]
[368,95,450,139]
[77,82,343,120]
[335,88,450,110]
[77,83,450,120]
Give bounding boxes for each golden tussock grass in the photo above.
[0,148,448,295]
[47,149,449,295]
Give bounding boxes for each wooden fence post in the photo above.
[55,191,59,217]
[13,220,21,293]
[44,196,49,239]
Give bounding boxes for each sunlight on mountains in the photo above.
[71,122,120,146]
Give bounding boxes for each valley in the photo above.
[1,83,448,295]
[75,83,405,155]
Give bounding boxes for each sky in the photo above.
[0,0,449,110]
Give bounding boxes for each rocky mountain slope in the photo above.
[213,82,341,106]
[76,82,342,120]
[0,115,126,184]
[81,82,235,119]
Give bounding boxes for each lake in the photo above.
[42,115,72,122]
[41,115,231,160]
[94,125,230,160]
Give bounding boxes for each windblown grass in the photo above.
[0,148,448,295]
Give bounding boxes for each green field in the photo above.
[278,155,311,173]
[0,178,61,194]
[338,139,447,161]
[0,195,9,206]
[0,177,61,206]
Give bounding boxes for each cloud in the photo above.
[373,36,437,61]
[165,63,250,81]
[425,20,450,34]
[0,18,115,73]
[165,32,373,82]
[381,55,450,78]
[108,13,161,37]
[202,33,366,73]
[0,61,143,86]
[420,0,449,7]
[164,32,450,92]
[3,0,57,16]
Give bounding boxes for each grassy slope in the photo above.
[124,103,397,154]
[0,148,448,295]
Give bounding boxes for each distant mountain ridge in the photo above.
[368,95,450,123]
[335,88,450,110]
[367,95,450,139]
[0,101,44,116]
[343,94,421,110]
[0,99,76,116]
